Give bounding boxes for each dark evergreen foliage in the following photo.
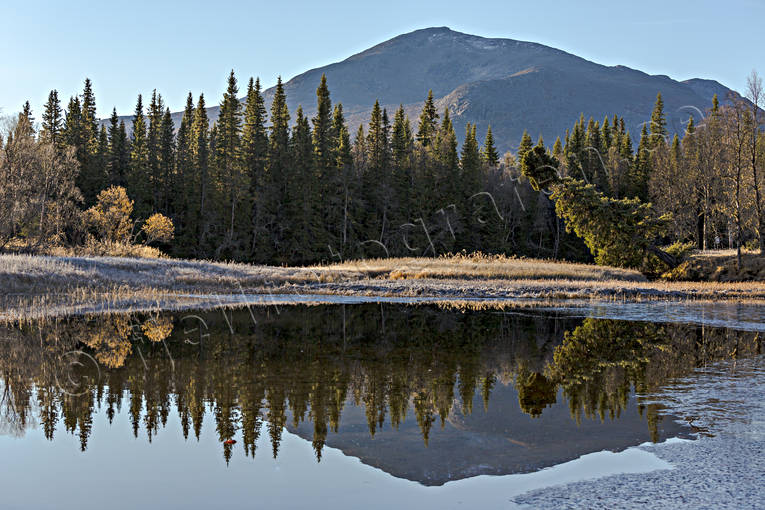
[41,90,64,149]
[33,74,703,266]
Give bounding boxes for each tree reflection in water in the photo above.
[0,305,760,463]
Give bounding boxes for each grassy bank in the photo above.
[3,253,765,320]
[664,249,765,282]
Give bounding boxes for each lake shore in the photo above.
[513,356,765,509]
[3,253,765,320]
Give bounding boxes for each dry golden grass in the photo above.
[665,249,765,282]
[317,252,647,282]
[47,240,165,259]
[3,252,765,321]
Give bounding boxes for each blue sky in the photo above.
[3,0,763,119]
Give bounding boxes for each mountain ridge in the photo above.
[107,27,739,153]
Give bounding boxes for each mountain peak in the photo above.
[410,26,455,34]
[109,28,735,154]
[382,26,519,49]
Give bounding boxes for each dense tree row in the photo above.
[0,113,80,250]
[7,70,763,267]
[647,73,765,267]
[520,75,765,270]
[17,74,589,263]
[593,79,763,260]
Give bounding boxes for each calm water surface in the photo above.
[0,304,761,509]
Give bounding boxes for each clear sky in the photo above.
[3,0,763,120]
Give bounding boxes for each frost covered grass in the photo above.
[666,249,765,282]
[0,253,357,321]
[319,252,648,282]
[0,253,344,291]
[3,253,765,320]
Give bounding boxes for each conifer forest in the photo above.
[4,70,764,270]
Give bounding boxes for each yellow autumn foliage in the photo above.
[141,316,174,343]
[84,186,134,243]
[82,316,133,369]
[142,213,175,245]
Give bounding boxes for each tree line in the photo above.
[648,73,765,268]
[519,76,765,272]
[4,70,763,267]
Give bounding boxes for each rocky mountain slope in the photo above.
[112,27,740,153]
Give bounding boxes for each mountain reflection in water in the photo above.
[0,304,760,485]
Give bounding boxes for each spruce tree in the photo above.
[601,116,612,149]
[159,108,175,214]
[363,101,390,245]
[482,125,499,167]
[349,123,369,254]
[460,123,481,194]
[258,77,291,263]
[240,77,268,179]
[288,106,319,262]
[312,74,334,177]
[391,105,413,168]
[325,103,352,258]
[436,108,458,170]
[107,108,130,187]
[129,94,151,219]
[632,123,651,201]
[671,133,681,166]
[353,125,367,171]
[460,123,482,251]
[434,108,459,249]
[565,117,585,179]
[619,130,634,160]
[209,123,219,178]
[41,90,64,150]
[214,70,245,258]
[20,101,34,134]
[649,92,667,146]
[612,114,621,138]
[96,125,109,189]
[517,130,533,163]
[618,129,634,198]
[366,101,384,172]
[146,90,164,211]
[173,93,195,255]
[62,97,78,136]
[586,118,605,188]
[268,77,291,176]
[81,79,97,136]
[78,78,104,204]
[391,105,414,235]
[312,75,337,258]
[335,110,355,257]
[118,120,129,168]
[175,93,195,179]
[552,136,563,160]
[63,96,85,194]
[416,90,438,147]
[685,115,695,136]
[189,94,210,254]
[241,78,268,259]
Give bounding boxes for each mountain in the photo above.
[287,384,687,486]
[110,27,740,153]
